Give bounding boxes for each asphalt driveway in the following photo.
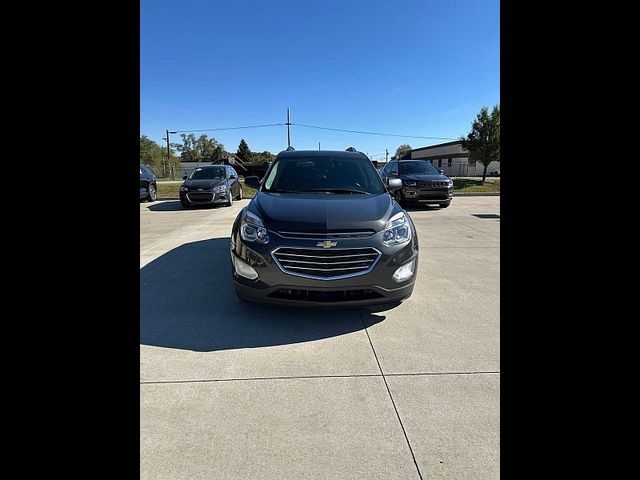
[140,197,500,479]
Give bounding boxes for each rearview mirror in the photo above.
[388,178,402,190]
[244,176,261,190]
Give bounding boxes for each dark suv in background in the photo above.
[380,160,453,208]
[140,164,157,202]
[231,149,418,307]
[180,165,243,208]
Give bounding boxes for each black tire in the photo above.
[147,183,157,202]
[226,191,233,207]
[237,186,243,200]
[439,201,451,208]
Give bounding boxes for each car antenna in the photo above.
[285,146,295,151]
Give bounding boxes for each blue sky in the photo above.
[141,0,499,161]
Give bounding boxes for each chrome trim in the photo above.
[274,230,375,240]
[271,247,382,281]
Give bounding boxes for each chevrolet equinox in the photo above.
[231,149,418,306]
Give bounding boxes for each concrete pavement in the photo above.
[140,197,500,479]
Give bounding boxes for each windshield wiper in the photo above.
[302,188,371,195]
[266,188,302,193]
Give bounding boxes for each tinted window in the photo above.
[398,161,440,175]
[189,167,226,179]
[263,156,385,194]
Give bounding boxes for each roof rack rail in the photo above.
[345,146,357,152]
[285,146,295,151]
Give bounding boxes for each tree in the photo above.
[176,133,225,162]
[236,139,252,162]
[460,105,500,182]
[392,144,412,160]
[140,135,180,178]
[250,150,276,164]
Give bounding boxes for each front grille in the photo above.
[418,181,449,188]
[277,230,375,239]
[269,288,383,302]
[187,192,213,202]
[272,247,381,279]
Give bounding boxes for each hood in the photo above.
[399,173,449,182]
[251,192,397,233]
[183,178,225,189]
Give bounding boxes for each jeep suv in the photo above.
[380,160,454,208]
[231,149,418,307]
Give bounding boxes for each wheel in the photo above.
[225,190,233,207]
[147,183,157,202]
[237,186,243,200]
[439,201,451,208]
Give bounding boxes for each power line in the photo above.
[174,123,285,133]
[293,123,457,140]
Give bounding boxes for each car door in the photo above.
[228,167,239,196]
[140,166,149,198]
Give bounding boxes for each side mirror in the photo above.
[390,171,399,176]
[182,175,187,180]
[388,178,402,190]
[244,176,261,190]
[229,174,237,179]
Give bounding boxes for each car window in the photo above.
[189,166,226,179]
[398,161,440,175]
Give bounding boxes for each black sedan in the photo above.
[179,165,243,208]
[140,164,157,202]
[380,160,454,208]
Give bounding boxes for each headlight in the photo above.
[447,179,454,187]
[404,181,416,187]
[382,212,411,246]
[240,210,270,244]
[180,186,188,192]
[214,185,227,193]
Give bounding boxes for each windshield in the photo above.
[398,161,441,175]
[189,167,226,180]
[262,156,386,195]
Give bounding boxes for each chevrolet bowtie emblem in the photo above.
[317,240,337,248]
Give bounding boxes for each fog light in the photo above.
[233,255,258,280]
[393,259,415,283]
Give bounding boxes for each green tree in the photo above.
[236,138,252,162]
[177,133,225,163]
[391,144,412,160]
[140,135,180,178]
[250,150,276,164]
[460,105,500,182]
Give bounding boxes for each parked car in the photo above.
[179,165,243,208]
[491,169,500,177]
[231,149,418,306]
[380,160,453,208]
[140,164,157,202]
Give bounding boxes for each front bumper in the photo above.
[180,190,229,205]
[231,228,419,307]
[402,187,453,204]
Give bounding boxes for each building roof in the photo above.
[411,140,463,152]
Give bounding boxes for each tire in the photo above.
[147,183,157,202]
[180,200,191,209]
[439,201,451,208]
[226,190,233,207]
[237,186,243,200]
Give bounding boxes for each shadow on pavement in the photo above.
[146,200,222,212]
[140,237,386,352]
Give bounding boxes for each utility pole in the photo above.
[385,149,388,162]
[318,142,321,151]
[164,129,177,179]
[286,108,291,148]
